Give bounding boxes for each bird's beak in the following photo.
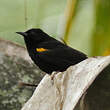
[16,32,27,37]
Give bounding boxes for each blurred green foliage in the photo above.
[64,0,95,55]
[0,0,66,45]
[92,0,110,56]
[0,0,110,56]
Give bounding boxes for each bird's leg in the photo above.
[50,71,58,80]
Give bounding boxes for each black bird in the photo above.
[16,28,87,75]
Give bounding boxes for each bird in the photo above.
[16,28,87,75]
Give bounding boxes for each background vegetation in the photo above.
[0,0,110,56]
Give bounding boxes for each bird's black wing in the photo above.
[36,41,87,69]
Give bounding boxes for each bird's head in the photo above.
[16,28,49,43]
[16,28,45,42]
[16,28,54,50]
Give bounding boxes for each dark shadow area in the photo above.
[85,64,110,110]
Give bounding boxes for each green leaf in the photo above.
[91,0,110,56]
[63,0,95,56]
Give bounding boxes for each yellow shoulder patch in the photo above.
[36,48,48,52]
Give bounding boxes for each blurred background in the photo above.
[0,0,110,56]
[0,0,110,110]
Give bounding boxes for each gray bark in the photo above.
[0,39,44,110]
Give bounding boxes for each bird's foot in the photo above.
[50,71,58,80]
[50,71,59,85]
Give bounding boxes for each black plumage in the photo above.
[16,28,87,74]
